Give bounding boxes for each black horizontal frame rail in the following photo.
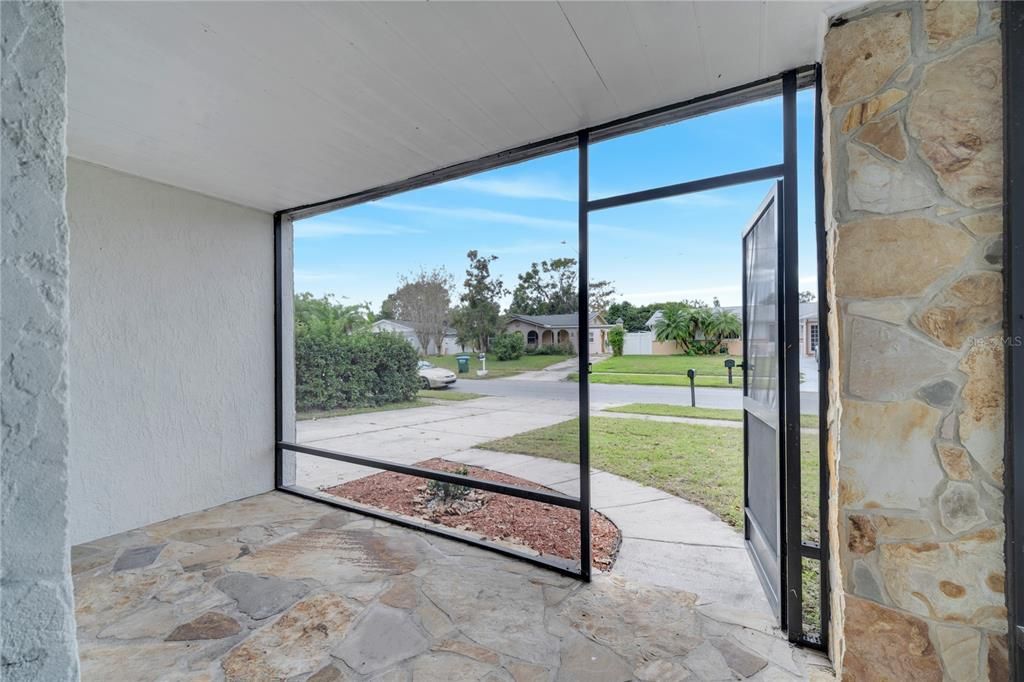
[281,66,817,222]
[278,484,582,579]
[587,164,785,213]
[279,441,581,510]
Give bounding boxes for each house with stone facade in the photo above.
[2,1,1022,680]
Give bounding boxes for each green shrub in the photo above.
[426,465,471,502]
[295,330,419,412]
[527,342,575,356]
[609,326,625,356]
[492,332,526,361]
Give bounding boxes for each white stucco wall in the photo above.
[67,159,275,544]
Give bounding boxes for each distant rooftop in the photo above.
[506,312,605,328]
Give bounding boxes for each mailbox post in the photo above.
[687,368,696,407]
[724,358,736,384]
[477,352,488,377]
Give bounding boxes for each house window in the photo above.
[527,330,538,347]
[810,323,819,351]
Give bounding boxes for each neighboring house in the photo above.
[371,319,463,356]
[503,312,612,355]
[643,303,819,357]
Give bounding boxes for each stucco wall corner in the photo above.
[0,1,80,680]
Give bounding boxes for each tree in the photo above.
[609,325,625,357]
[378,293,397,320]
[491,332,525,361]
[653,303,739,354]
[607,301,650,332]
[704,308,742,348]
[508,257,615,315]
[294,293,372,338]
[452,251,506,351]
[388,268,454,355]
[654,305,694,352]
[799,291,816,303]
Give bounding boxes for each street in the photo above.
[449,376,820,414]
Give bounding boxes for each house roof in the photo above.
[506,312,606,329]
[64,2,833,214]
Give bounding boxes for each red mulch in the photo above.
[323,458,620,569]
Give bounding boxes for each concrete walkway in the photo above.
[294,397,775,616]
[501,353,609,382]
[446,446,773,616]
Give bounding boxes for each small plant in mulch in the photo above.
[416,466,486,517]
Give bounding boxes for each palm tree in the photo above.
[705,309,741,347]
[654,306,695,353]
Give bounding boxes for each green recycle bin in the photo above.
[455,354,471,373]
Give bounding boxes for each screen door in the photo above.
[742,181,787,623]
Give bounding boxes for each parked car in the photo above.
[417,360,457,389]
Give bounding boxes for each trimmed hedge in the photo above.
[296,331,420,412]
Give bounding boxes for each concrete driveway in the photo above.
[294,395,785,616]
[295,396,582,490]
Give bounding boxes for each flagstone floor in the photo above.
[73,492,833,681]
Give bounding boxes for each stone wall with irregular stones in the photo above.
[1,2,80,680]
[822,1,1007,679]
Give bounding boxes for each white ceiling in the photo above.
[65,1,834,214]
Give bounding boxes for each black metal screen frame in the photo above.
[272,65,830,641]
[1004,3,1023,677]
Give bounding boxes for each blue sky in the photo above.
[294,89,817,310]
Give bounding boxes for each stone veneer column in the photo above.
[1,2,80,679]
[822,1,1007,679]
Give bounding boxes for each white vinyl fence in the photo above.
[623,331,653,355]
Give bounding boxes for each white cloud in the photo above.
[451,176,575,202]
[294,218,423,238]
[374,201,656,240]
[374,201,576,231]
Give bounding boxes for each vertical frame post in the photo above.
[1004,3,1024,677]
[781,69,803,640]
[274,212,284,488]
[578,132,592,580]
[813,63,831,652]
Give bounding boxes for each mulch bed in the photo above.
[323,458,620,569]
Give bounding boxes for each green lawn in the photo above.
[418,389,485,401]
[297,400,429,421]
[424,353,571,379]
[605,403,819,429]
[595,354,741,376]
[569,372,740,388]
[480,416,822,633]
